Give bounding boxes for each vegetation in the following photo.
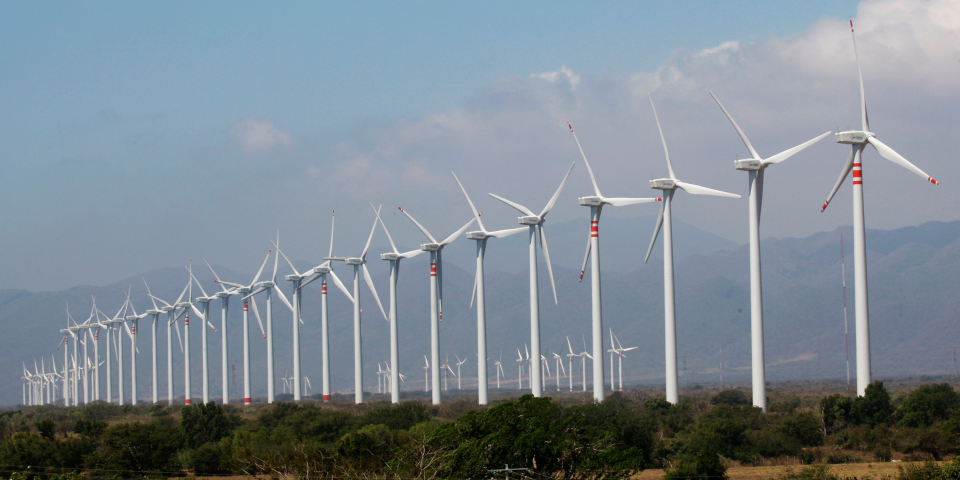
[0,381,958,479]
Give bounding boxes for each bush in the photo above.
[180,441,231,475]
[774,464,839,480]
[851,381,894,426]
[896,384,960,428]
[778,412,824,447]
[181,402,235,448]
[825,450,859,464]
[94,421,182,475]
[711,390,750,406]
[664,451,727,480]
[820,394,854,432]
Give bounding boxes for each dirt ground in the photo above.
[635,461,934,480]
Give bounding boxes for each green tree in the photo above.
[34,420,55,441]
[851,381,894,426]
[336,424,396,470]
[896,383,959,427]
[820,394,853,432]
[664,450,727,480]
[711,390,750,406]
[94,422,182,475]
[181,401,233,448]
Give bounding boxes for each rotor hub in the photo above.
[836,130,873,144]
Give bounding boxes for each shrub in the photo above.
[851,381,894,426]
[774,464,840,480]
[181,402,234,448]
[711,390,750,406]
[664,451,727,480]
[825,450,859,464]
[896,384,960,428]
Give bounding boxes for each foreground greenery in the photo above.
[0,381,959,479]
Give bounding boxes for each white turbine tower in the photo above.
[488,162,574,397]
[552,351,566,392]
[299,210,355,402]
[202,260,245,405]
[455,355,467,389]
[244,236,296,404]
[373,205,429,404]
[644,95,741,405]
[453,172,526,405]
[709,91,830,410]
[820,19,939,397]
[610,331,637,392]
[188,267,224,404]
[141,279,164,404]
[325,210,388,404]
[422,355,430,392]
[273,241,315,402]
[146,279,189,405]
[396,205,474,405]
[211,250,273,405]
[568,123,661,402]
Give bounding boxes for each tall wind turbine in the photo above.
[455,354,466,389]
[244,235,295,404]
[202,260,243,405]
[488,162,574,397]
[709,91,830,410]
[568,123,660,402]
[212,250,273,405]
[189,267,223,404]
[299,210,354,402]
[453,172,526,405]
[147,278,189,405]
[820,19,939,397]
[396,205,474,404]
[326,210,388,404]
[373,205,427,404]
[273,239,320,402]
[644,95,741,405]
[141,279,164,404]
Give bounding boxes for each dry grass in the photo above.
[634,461,938,480]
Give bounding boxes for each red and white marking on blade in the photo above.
[929,177,940,185]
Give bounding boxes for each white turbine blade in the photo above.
[644,199,665,264]
[217,280,245,289]
[850,19,869,132]
[452,172,486,232]
[525,344,530,360]
[469,268,478,308]
[584,352,594,360]
[202,259,229,293]
[621,347,638,352]
[362,264,388,322]
[762,131,832,166]
[517,349,523,361]
[544,361,551,377]
[605,197,661,206]
[249,297,266,339]
[299,273,322,289]
[328,269,355,303]
[579,235,590,282]
[610,328,615,351]
[399,249,426,259]
[487,227,526,238]
[241,285,268,301]
[424,355,429,367]
[142,278,160,310]
[567,123,602,197]
[188,268,209,299]
[439,218,476,246]
[207,321,217,332]
[251,250,271,286]
[274,287,294,313]
[559,360,566,376]
[361,206,381,260]
[488,193,535,217]
[538,225,558,305]
[373,204,399,254]
[868,137,939,185]
[757,168,765,221]
[173,280,190,306]
[675,181,740,198]
[397,206,438,244]
[708,90,761,160]
[272,233,280,282]
[190,303,206,322]
[648,94,677,180]
[540,161,576,218]
[271,242,300,277]
[821,147,856,212]
[613,331,624,351]
[328,209,336,259]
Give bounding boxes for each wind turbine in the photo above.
[141,279,165,404]
[212,250,273,405]
[453,172,527,404]
[244,235,296,404]
[397,205,475,404]
[374,205,429,404]
[566,336,578,392]
[552,351,566,392]
[820,19,940,397]
[123,293,152,405]
[516,349,524,389]
[568,123,661,402]
[644,95,741,405]
[188,267,224,404]
[299,210,355,402]
[493,351,505,389]
[325,210,388,404]
[488,162,574,397]
[146,278,190,405]
[273,240,316,402]
[455,355,467,389]
[442,355,456,391]
[201,260,243,405]
[422,355,430,392]
[610,330,637,392]
[709,91,830,410]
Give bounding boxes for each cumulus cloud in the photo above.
[530,65,581,90]
[230,119,293,152]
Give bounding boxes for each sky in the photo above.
[2,0,959,291]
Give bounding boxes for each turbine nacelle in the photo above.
[577,195,602,206]
[518,216,541,225]
[214,292,230,299]
[161,306,175,312]
[733,159,762,171]
[236,287,252,294]
[344,257,364,266]
[146,309,162,315]
[649,178,676,190]
[311,265,330,274]
[255,281,276,289]
[465,231,489,240]
[379,252,400,261]
[836,130,874,145]
[124,315,137,321]
[420,243,441,251]
[195,296,216,304]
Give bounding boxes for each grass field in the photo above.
[635,462,939,480]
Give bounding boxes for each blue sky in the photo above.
[4,0,959,290]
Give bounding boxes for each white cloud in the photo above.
[230,119,293,153]
[530,65,581,90]
[694,40,740,58]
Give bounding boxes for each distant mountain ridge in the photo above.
[5,220,959,406]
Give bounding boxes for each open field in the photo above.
[636,462,942,480]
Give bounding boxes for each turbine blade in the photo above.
[868,137,939,185]
[487,227,527,238]
[362,264,388,322]
[648,94,677,179]
[567,336,574,355]
[190,303,205,322]
[242,286,268,300]
[399,249,426,259]
[540,161,576,218]
[538,225,558,305]
[579,235,590,282]
[604,197,661,206]
[452,172,486,232]
[272,233,280,282]
[567,123,602,197]
[440,218,475,246]
[372,203,399,254]
[488,193,535,216]
[675,180,740,198]
[203,259,229,293]
[142,278,159,310]
[274,287,294,313]
[397,206,438,244]
[188,267,209,299]
[762,131,832,166]
[644,198,666,263]
[174,320,183,353]
[850,19,869,132]
[251,250,271,286]
[250,297,266,339]
[299,273,321,289]
[328,209,336,259]
[469,267,478,308]
[708,90,761,160]
[271,242,300,277]
[361,205,381,260]
[328,269,355,303]
[821,146,857,212]
[757,168,765,223]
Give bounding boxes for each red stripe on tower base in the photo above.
[323,394,331,401]
[853,181,862,185]
[244,397,251,404]
[185,399,191,404]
